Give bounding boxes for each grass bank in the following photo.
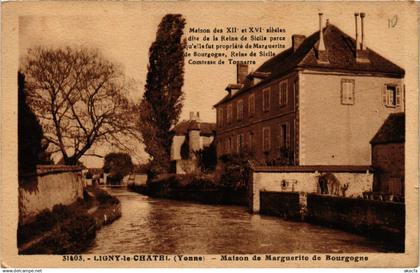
[18,186,121,254]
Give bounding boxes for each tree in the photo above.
[23,47,139,165]
[195,142,217,173]
[139,14,186,176]
[103,152,133,184]
[18,72,52,174]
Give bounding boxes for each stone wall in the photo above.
[306,194,405,250]
[260,191,301,220]
[19,165,84,224]
[258,191,405,250]
[250,165,373,212]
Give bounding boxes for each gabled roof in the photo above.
[214,23,405,107]
[371,112,405,144]
[171,120,216,137]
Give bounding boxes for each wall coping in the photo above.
[20,165,83,177]
[251,165,374,173]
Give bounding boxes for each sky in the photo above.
[18,2,414,167]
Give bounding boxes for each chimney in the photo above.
[237,64,248,84]
[360,12,366,50]
[189,111,196,121]
[317,13,328,63]
[354,13,360,51]
[355,12,370,63]
[292,34,306,52]
[196,112,200,121]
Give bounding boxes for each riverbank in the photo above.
[127,173,248,206]
[18,186,121,254]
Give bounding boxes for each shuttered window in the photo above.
[262,88,270,112]
[237,100,243,121]
[279,80,288,106]
[227,104,233,123]
[248,131,254,152]
[341,79,355,105]
[248,94,255,116]
[279,123,290,149]
[217,108,223,126]
[262,127,271,151]
[237,134,244,153]
[382,84,401,107]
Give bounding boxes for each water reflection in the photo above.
[85,188,391,254]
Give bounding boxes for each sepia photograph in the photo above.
[1,0,418,268]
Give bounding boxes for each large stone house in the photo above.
[170,112,216,174]
[214,13,405,166]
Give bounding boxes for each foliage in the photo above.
[22,47,139,165]
[103,152,133,183]
[132,162,151,174]
[149,173,218,192]
[85,171,93,179]
[218,151,253,191]
[194,142,217,173]
[139,14,186,176]
[18,72,52,174]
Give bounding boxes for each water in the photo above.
[85,188,391,254]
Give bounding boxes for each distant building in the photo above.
[214,13,405,166]
[170,112,216,174]
[371,112,405,196]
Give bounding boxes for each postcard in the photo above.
[1,0,418,268]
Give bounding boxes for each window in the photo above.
[226,137,232,153]
[383,84,401,107]
[341,79,355,105]
[262,127,271,152]
[248,131,254,152]
[279,123,290,149]
[262,88,270,112]
[237,100,243,121]
[237,134,244,153]
[248,94,255,116]
[227,104,233,123]
[217,108,224,126]
[217,141,223,155]
[279,80,288,106]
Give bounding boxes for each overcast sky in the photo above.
[18,2,413,167]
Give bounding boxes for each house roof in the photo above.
[214,23,405,107]
[171,120,216,136]
[370,112,405,144]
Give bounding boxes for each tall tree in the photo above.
[139,14,186,175]
[18,72,51,174]
[23,47,139,165]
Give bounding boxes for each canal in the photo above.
[85,188,392,254]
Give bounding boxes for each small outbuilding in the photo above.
[370,112,405,197]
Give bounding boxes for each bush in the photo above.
[194,142,217,173]
[217,152,252,191]
[149,173,218,191]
